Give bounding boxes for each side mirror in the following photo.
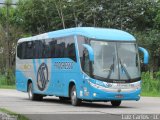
[138,47,149,65]
[82,44,94,62]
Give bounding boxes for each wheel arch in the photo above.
[27,78,33,92]
[68,81,76,97]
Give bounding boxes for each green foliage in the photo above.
[6,69,15,85]
[0,69,15,86]
[154,0,160,29]
[0,0,26,74]
[141,72,160,96]
[0,2,19,27]
[134,30,160,71]
[0,85,15,89]
[15,0,159,34]
[17,0,64,34]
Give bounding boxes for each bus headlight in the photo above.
[93,93,97,97]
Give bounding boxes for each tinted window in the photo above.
[50,39,57,58]
[25,41,35,59]
[17,36,77,62]
[17,42,26,59]
[34,41,40,59]
[43,39,52,58]
[17,43,22,59]
[65,37,77,61]
[17,43,23,59]
[55,38,65,58]
[77,36,90,67]
[53,37,77,62]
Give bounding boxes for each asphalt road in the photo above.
[0,89,160,120]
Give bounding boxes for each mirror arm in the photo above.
[138,47,149,64]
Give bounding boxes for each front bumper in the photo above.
[89,88,141,101]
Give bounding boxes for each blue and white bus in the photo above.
[16,27,149,106]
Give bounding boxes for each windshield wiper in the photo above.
[119,58,131,79]
[107,57,115,79]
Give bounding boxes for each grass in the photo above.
[0,108,29,120]
[0,74,16,89]
[0,85,16,89]
[141,72,160,97]
[141,92,160,97]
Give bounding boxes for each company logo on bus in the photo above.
[37,63,49,91]
[54,62,74,70]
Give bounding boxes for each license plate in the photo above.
[116,84,130,89]
[115,94,124,98]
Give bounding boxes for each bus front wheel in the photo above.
[28,83,43,101]
[111,100,121,107]
[70,85,81,106]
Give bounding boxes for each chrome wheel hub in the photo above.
[71,90,76,104]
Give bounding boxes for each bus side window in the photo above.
[42,40,51,58]
[25,41,34,59]
[60,42,65,58]
[77,35,90,70]
[38,40,44,58]
[17,43,23,59]
[17,42,34,59]
[50,39,57,58]
[65,36,77,62]
[67,43,77,62]
[34,41,39,59]
[55,42,60,58]
[54,39,65,58]
[82,49,90,75]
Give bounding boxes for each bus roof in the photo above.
[18,27,136,43]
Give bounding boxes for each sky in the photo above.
[0,0,18,7]
[0,0,18,4]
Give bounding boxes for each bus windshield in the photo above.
[90,40,140,81]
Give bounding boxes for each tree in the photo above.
[0,0,160,74]
[0,0,24,73]
[154,0,160,29]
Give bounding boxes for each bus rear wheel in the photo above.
[28,83,43,101]
[111,100,121,107]
[70,85,81,106]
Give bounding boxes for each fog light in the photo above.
[93,93,97,97]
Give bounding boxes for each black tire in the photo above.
[70,85,81,106]
[59,97,70,101]
[111,100,121,107]
[28,83,43,101]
